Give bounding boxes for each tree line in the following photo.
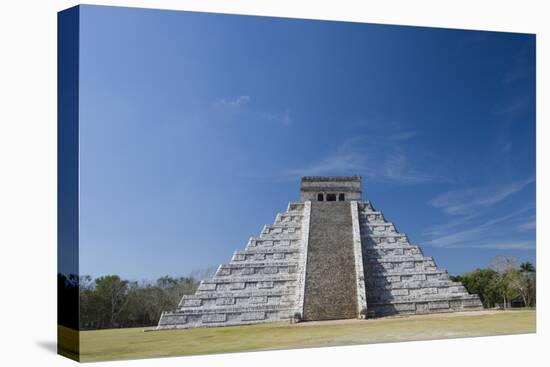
[58,256,535,330]
[58,273,201,330]
[450,256,536,309]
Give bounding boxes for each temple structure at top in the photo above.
[158,176,482,329]
[300,176,362,202]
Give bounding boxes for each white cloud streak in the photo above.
[429,177,534,216]
[215,95,251,107]
[426,208,532,249]
[214,96,292,126]
[518,218,536,232]
[425,179,535,250]
[263,109,292,126]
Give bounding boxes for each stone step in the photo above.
[368,286,470,300]
[369,293,481,304]
[286,202,305,212]
[215,263,299,277]
[363,240,413,248]
[174,303,294,315]
[255,233,302,241]
[179,294,296,309]
[365,247,424,258]
[357,201,375,211]
[232,246,303,261]
[232,255,302,263]
[181,289,294,300]
[263,222,302,229]
[358,210,384,217]
[261,225,302,237]
[198,274,298,286]
[367,268,448,277]
[235,246,302,255]
[275,213,304,223]
[364,255,432,263]
[159,309,294,329]
[246,238,301,248]
[366,279,458,289]
[222,260,299,268]
[231,251,302,263]
[362,222,396,230]
[285,207,304,213]
[362,233,408,240]
[366,296,483,316]
[366,260,438,273]
[366,243,419,249]
[362,229,399,236]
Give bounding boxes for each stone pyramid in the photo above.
[158,176,482,329]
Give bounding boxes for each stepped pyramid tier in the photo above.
[158,176,482,329]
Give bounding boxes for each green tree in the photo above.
[489,255,520,309]
[520,262,535,273]
[497,269,521,308]
[78,274,200,330]
[459,269,499,308]
[93,275,131,328]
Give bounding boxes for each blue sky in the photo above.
[78,5,536,280]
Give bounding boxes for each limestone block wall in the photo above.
[157,202,309,329]
[357,201,483,317]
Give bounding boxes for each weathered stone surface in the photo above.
[358,200,483,317]
[202,314,226,323]
[241,312,266,321]
[303,201,357,321]
[157,201,309,329]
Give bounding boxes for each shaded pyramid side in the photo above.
[157,202,310,329]
[358,201,483,317]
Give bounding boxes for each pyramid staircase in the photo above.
[158,177,482,329]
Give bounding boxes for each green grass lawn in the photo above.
[70,309,535,362]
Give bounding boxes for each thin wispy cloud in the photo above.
[282,109,291,126]
[262,108,292,126]
[426,207,532,249]
[467,241,534,250]
[384,151,437,184]
[214,95,292,127]
[215,95,251,107]
[491,95,530,116]
[518,218,536,232]
[424,179,535,250]
[429,177,534,216]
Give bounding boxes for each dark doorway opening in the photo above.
[338,193,345,201]
[317,193,324,201]
[326,193,337,201]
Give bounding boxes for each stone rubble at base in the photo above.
[157,176,482,329]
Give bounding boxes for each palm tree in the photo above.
[520,262,535,273]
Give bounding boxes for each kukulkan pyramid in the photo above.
[158,176,482,329]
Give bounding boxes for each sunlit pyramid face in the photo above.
[158,176,482,329]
